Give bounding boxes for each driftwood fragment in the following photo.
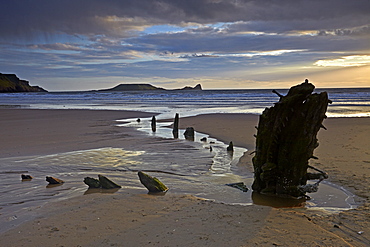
[138,171,168,193]
[226,182,248,192]
[272,89,284,99]
[307,165,328,179]
[98,175,121,189]
[21,174,33,180]
[252,80,330,198]
[46,176,64,185]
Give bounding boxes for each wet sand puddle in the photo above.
[121,117,358,211]
[0,117,358,233]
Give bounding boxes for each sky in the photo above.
[1,0,369,91]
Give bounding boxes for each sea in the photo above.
[0,87,369,233]
[0,88,369,118]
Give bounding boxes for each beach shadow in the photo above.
[147,191,168,196]
[46,183,64,188]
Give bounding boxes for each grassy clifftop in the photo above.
[101,83,164,91]
[0,73,47,93]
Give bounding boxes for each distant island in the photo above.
[0,73,202,93]
[98,83,202,92]
[0,73,47,93]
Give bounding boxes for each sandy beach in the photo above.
[0,109,369,246]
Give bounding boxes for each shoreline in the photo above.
[0,109,369,246]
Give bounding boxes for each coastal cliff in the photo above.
[176,84,202,91]
[99,83,202,92]
[0,73,47,93]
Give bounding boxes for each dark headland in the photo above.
[98,83,202,92]
[0,73,47,93]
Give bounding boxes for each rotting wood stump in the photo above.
[252,80,331,198]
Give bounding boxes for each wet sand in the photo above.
[0,109,369,246]
[0,108,157,158]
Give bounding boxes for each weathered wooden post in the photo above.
[184,127,195,141]
[252,80,330,198]
[172,113,179,138]
[138,171,168,193]
[227,141,234,152]
[151,116,156,132]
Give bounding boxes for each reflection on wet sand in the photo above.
[252,192,306,208]
[84,188,121,195]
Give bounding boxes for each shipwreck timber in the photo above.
[252,80,330,198]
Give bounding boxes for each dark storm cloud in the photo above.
[127,30,370,55]
[317,25,370,36]
[1,0,370,40]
